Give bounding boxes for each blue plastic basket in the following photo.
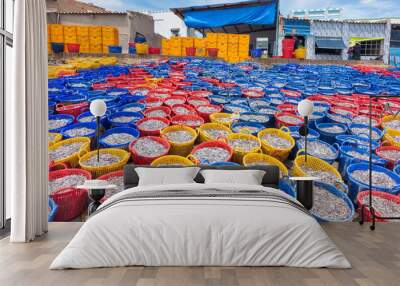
[308,112,326,129]
[238,112,271,127]
[119,102,146,113]
[325,112,352,125]
[60,122,97,139]
[278,179,296,198]
[335,142,387,180]
[335,135,379,150]
[107,88,130,97]
[347,163,400,203]
[348,123,383,141]
[48,197,58,222]
[77,111,108,126]
[107,111,144,128]
[99,127,140,149]
[316,123,348,145]
[108,46,122,54]
[287,126,320,140]
[87,90,107,98]
[231,121,265,135]
[48,114,75,133]
[223,104,252,114]
[129,46,137,54]
[210,162,241,167]
[51,42,64,53]
[296,139,338,164]
[251,49,263,58]
[57,94,87,105]
[48,101,57,111]
[311,181,355,222]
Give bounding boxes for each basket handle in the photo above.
[296,149,306,157]
[78,147,89,159]
[334,181,348,194]
[332,143,340,152]
[381,140,392,147]
[187,154,200,165]
[217,136,228,143]
[280,126,290,133]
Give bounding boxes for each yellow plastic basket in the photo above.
[160,125,198,157]
[136,43,149,55]
[257,128,295,162]
[48,137,90,168]
[383,128,400,147]
[243,153,288,177]
[381,114,400,131]
[48,132,62,147]
[151,155,195,167]
[79,148,130,178]
[209,113,235,127]
[293,155,343,183]
[197,123,232,143]
[226,133,261,164]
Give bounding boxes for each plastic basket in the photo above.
[108,111,144,128]
[375,145,400,169]
[312,181,354,222]
[275,112,304,128]
[171,104,198,116]
[209,113,235,127]
[143,106,172,118]
[49,114,75,133]
[129,136,170,165]
[78,148,131,178]
[136,116,170,136]
[98,170,124,202]
[243,153,289,177]
[48,137,91,168]
[108,46,122,54]
[160,125,198,157]
[207,48,219,57]
[171,114,204,128]
[99,127,140,150]
[151,155,195,167]
[226,133,261,164]
[381,114,400,131]
[197,123,232,142]
[48,198,58,222]
[60,122,97,139]
[119,102,146,113]
[189,141,233,165]
[50,187,88,221]
[186,47,196,57]
[164,95,186,107]
[258,128,295,161]
[66,43,80,53]
[347,163,400,202]
[48,168,92,193]
[316,123,348,145]
[357,190,400,222]
[56,102,89,119]
[294,155,343,185]
[51,42,64,53]
[296,139,338,164]
[349,123,383,141]
[187,96,210,107]
[383,128,400,147]
[48,132,63,146]
[231,121,265,136]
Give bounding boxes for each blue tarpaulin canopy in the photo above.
[171,1,278,31]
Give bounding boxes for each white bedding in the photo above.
[50,183,351,269]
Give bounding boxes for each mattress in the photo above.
[50,183,351,269]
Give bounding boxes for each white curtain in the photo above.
[8,0,48,242]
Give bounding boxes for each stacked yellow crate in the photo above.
[77,26,90,54]
[206,33,218,56]
[181,37,194,56]
[227,34,239,63]
[194,38,207,57]
[47,25,52,54]
[169,37,182,57]
[89,26,103,54]
[49,24,64,43]
[136,43,149,55]
[63,26,77,53]
[161,39,170,56]
[217,33,228,60]
[238,34,250,61]
[102,26,119,54]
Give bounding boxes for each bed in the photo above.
[50,165,351,269]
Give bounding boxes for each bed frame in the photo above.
[123,164,280,190]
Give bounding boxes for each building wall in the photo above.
[146,11,188,38]
[128,11,162,48]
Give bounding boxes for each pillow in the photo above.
[200,169,266,185]
[136,167,201,186]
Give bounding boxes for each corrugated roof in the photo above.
[46,0,125,14]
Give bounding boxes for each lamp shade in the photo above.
[297,99,314,117]
[90,99,107,117]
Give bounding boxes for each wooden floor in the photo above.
[0,222,399,286]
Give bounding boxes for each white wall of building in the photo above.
[145,11,187,38]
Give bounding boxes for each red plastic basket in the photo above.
[138,97,164,108]
[207,48,219,57]
[98,170,124,202]
[149,47,161,55]
[171,90,190,98]
[48,161,69,172]
[196,104,223,122]
[171,104,198,116]
[187,96,210,107]
[92,83,116,90]
[50,187,88,221]
[357,190,400,222]
[330,106,359,117]
[129,136,170,165]
[277,103,297,113]
[56,102,89,120]
[143,106,172,118]
[171,114,204,128]
[49,168,92,193]
[66,43,80,53]
[275,112,304,128]
[375,145,400,170]
[164,95,187,107]
[189,90,212,98]
[190,141,233,164]
[242,89,265,99]
[136,116,171,136]
[186,47,196,56]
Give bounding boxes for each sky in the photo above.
[85,0,400,19]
